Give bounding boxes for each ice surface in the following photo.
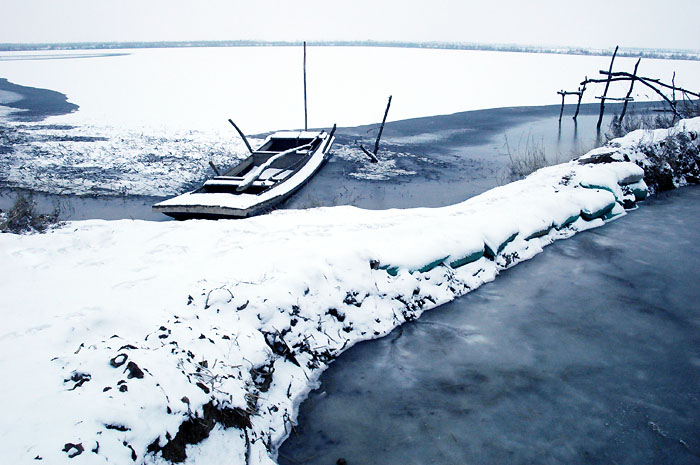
[4,46,697,198]
[2,47,700,132]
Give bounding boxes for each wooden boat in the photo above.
[153,128,336,219]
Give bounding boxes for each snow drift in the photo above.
[1,117,699,465]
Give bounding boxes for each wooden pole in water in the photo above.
[303,41,308,131]
[209,161,221,176]
[672,72,676,104]
[620,58,641,122]
[360,95,392,163]
[573,82,586,121]
[558,91,565,122]
[374,95,392,156]
[672,71,677,123]
[597,45,619,131]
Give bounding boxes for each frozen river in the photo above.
[3,45,698,216]
[279,186,700,465]
[0,100,645,220]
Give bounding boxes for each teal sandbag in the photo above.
[633,186,648,200]
[484,232,518,259]
[581,200,615,221]
[602,207,624,221]
[525,225,553,241]
[379,254,450,276]
[449,249,485,269]
[580,182,617,200]
[415,256,450,274]
[556,214,580,230]
[379,264,400,276]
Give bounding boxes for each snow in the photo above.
[2,45,700,464]
[3,47,700,196]
[1,123,262,196]
[3,116,697,465]
[2,47,700,133]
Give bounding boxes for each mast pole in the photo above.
[303,41,308,131]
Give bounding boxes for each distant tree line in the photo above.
[1,40,699,61]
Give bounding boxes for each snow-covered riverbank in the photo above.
[2,117,698,464]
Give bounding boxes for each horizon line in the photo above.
[1,40,699,61]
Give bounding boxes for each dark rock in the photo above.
[251,363,275,392]
[62,443,84,458]
[105,424,130,431]
[327,308,346,322]
[124,442,137,461]
[343,292,362,307]
[125,361,144,379]
[263,332,300,366]
[147,438,160,454]
[110,354,128,368]
[65,372,91,390]
[150,401,251,463]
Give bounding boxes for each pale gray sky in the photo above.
[2,0,698,50]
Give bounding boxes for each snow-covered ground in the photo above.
[2,116,698,464]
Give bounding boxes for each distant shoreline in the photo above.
[1,40,699,61]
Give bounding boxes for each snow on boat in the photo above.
[153,129,336,219]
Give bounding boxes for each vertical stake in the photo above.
[620,58,641,122]
[303,41,308,131]
[574,80,588,121]
[373,95,392,156]
[558,91,565,122]
[597,45,619,132]
[573,82,585,121]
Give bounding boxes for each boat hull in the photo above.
[153,130,334,219]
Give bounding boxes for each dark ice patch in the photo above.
[0,78,78,122]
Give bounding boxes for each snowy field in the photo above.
[2,46,700,132]
[2,47,700,197]
[2,114,698,464]
[2,46,700,464]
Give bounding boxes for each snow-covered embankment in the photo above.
[1,118,699,465]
